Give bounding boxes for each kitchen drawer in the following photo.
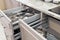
[19,14,48,40]
[19,14,59,40]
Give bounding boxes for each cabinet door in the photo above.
[48,17,60,39]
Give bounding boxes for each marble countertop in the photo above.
[16,0,60,20]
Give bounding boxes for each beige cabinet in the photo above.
[49,17,60,39]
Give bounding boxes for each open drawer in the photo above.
[19,14,47,40]
[0,7,22,40]
[0,7,41,40]
[0,7,29,40]
[19,14,59,40]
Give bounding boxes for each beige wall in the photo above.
[5,0,20,9]
[0,0,6,10]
